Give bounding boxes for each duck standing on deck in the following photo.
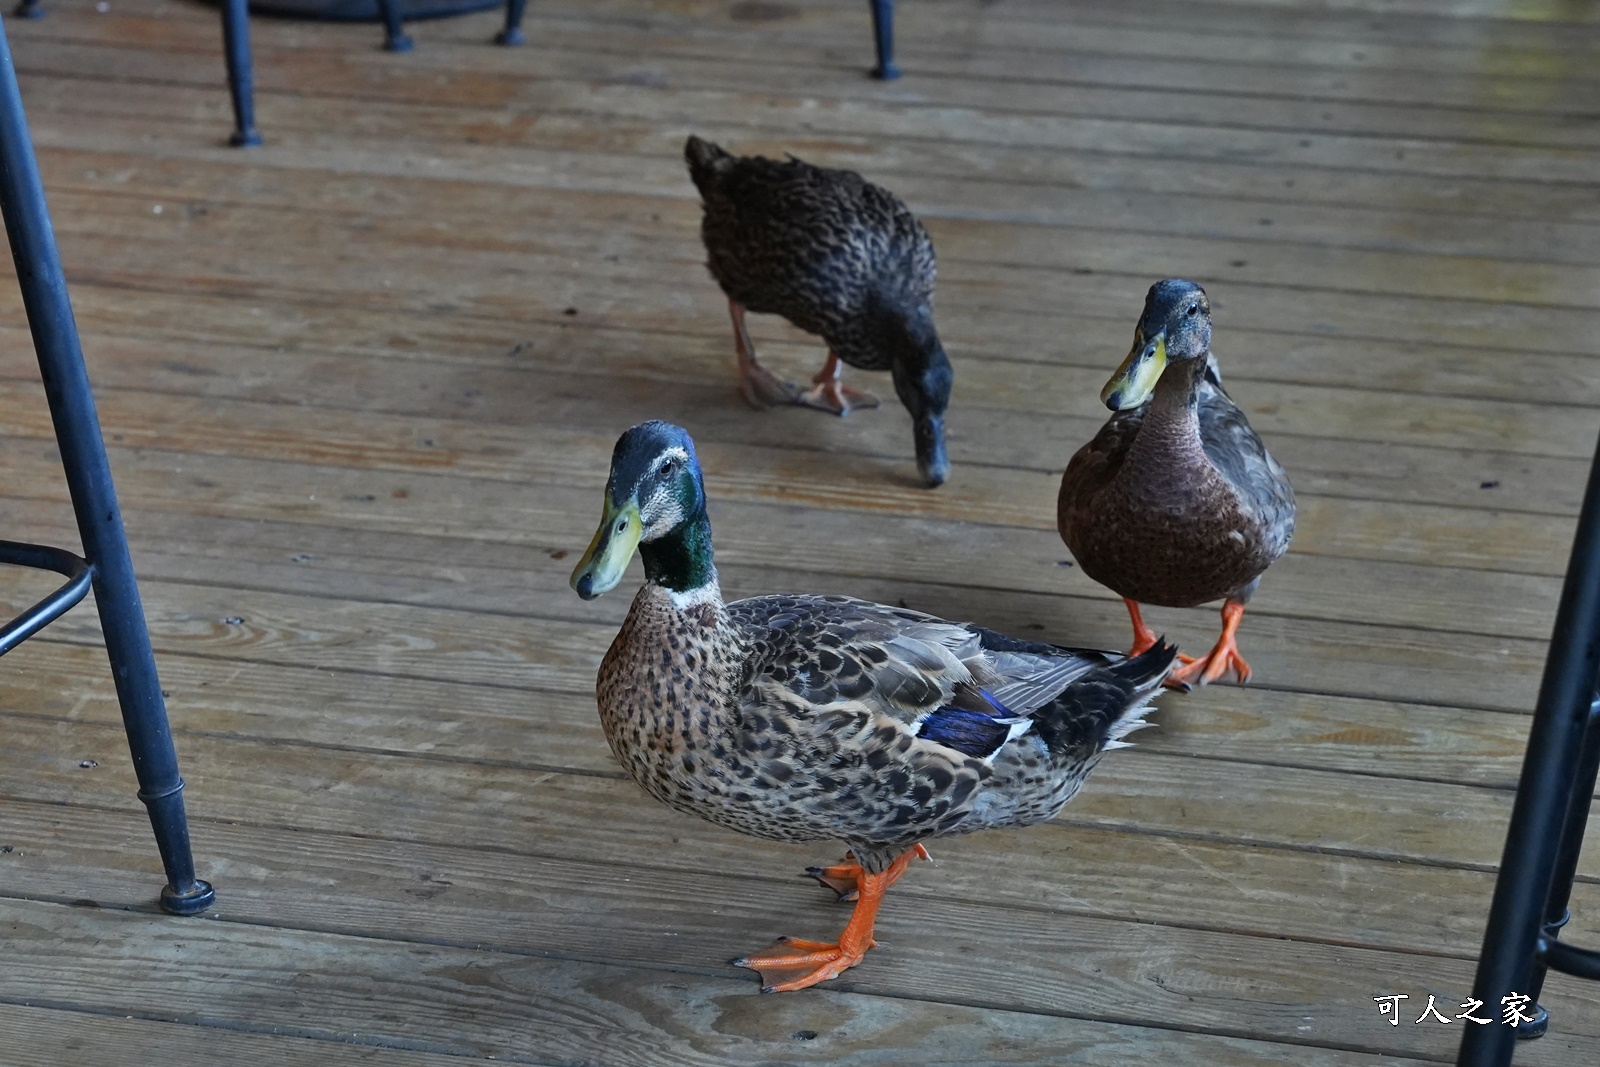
[571,420,1176,991]
[1058,280,1295,688]
[685,135,952,487]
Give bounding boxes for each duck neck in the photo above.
[1128,356,1208,467]
[640,511,718,597]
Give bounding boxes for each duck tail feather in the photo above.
[1033,640,1178,759]
[684,134,731,193]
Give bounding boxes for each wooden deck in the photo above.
[1,0,1598,1062]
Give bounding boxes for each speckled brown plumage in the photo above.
[1060,356,1293,607]
[1058,281,1294,687]
[573,420,1175,989]
[685,135,953,487]
[598,585,1172,875]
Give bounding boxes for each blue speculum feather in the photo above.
[917,691,1016,759]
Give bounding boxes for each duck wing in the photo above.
[1195,353,1296,552]
[727,594,1126,761]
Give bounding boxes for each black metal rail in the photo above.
[0,12,214,916]
[1459,429,1600,1064]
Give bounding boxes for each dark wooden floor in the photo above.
[2,0,1599,1062]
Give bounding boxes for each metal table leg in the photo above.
[495,0,527,46]
[220,0,261,146]
[0,12,215,916]
[1459,429,1600,1064]
[376,0,413,51]
[869,0,899,80]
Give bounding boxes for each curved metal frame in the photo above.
[1458,429,1600,1064]
[0,13,214,916]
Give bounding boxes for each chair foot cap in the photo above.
[160,879,217,916]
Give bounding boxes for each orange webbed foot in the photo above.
[806,843,930,902]
[794,380,881,416]
[791,351,881,416]
[1167,644,1251,688]
[1123,599,1198,691]
[739,361,801,409]
[733,936,876,993]
[738,846,922,992]
[1165,599,1252,688]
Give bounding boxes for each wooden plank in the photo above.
[0,896,1514,1065]
[0,1,1593,1061]
[15,0,1600,123]
[12,52,1599,196]
[0,798,1595,1012]
[30,146,1600,275]
[0,408,1578,595]
[13,24,1600,156]
[0,1004,482,1067]
[24,183,1600,331]
[0,628,1553,793]
[0,372,1587,532]
[28,91,1600,227]
[0,330,1589,528]
[0,473,1561,714]
[0,711,1589,891]
[5,272,1598,421]
[0,479,1566,648]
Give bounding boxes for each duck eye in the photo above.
[1185,304,1199,317]
[659,459,676,476]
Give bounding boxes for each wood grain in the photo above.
[3,0,1598,1061]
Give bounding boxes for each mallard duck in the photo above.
[1057,279,1295,689]
[570,420,1176,991]
[684,135,952,487]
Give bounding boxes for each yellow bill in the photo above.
[1100,329,1168,411]
[570,498,643,601]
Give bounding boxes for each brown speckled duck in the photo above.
[571,420,1175,992]
[1058,280,1295,688]
[685,135,952,487]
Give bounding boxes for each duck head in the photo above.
[883,300,952,488]
[1101,279,1212,411]
[570,421,713,600]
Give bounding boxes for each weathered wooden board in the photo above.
[2,0,1597,1062]
[0,898,1506,1066]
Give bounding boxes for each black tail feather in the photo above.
[1031,640,1178,759]
[684,134,731,195]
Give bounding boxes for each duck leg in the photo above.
[729,299,800,408]
[735,847,919,992]
[1166,598,1252,688]
[1123,599,1198,690]
[795,352,882,416]
[807,843,929,901]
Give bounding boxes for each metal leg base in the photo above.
[139,783,216,916]
[161,879,218,916]
[495,0,527,45]
[1517,1004,1550,1040]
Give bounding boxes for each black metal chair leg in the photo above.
[220,0,261,146]
[11,0,41,19]
[0,13,215,917]
[868,0,899,80]
[376,0,413,52]
[1458,430,1600,1065]
[1515,697,1600,1038]
[495,0,527,46]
